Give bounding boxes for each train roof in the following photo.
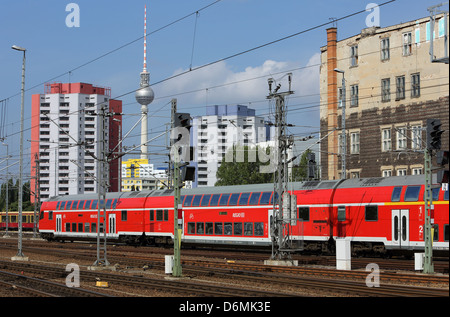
[42,174,432,203]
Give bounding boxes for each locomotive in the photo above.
[38,175,449,256]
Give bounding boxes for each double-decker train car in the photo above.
[38,175,449,256]
[0,211,37,231]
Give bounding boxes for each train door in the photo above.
[392,210,410,248]
[109,214,116,235]
[56,215,62,233]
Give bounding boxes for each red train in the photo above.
[38,175,449,256]
[1,211,37,231]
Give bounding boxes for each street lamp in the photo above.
[334,68,346,180]
[11,44,28,261]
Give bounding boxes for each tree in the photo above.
[215,145,273,186]
[0,179,33,211]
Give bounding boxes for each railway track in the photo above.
[0,241,448,297]
[0,260,297,297]
[0,269,113,297]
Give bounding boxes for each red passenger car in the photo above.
[39,175,449,256]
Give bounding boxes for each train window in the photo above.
[184,195,194,207]
[244,222,253,236]
[66,223,70,232]
[11,216,17,223]
[91,223,96,233]
[60,202,66,210]
[92,200,98,209]
[72,201,78,210]
[391,187,402,202]
[444,225,449,242]
[150,210,154,221]
[255,222,264,236]
[234,222,242,235]
[338,206,346,221]
[112,199,118,209]
[298,207,309,221]
[84,200,92,209]
[106,199,113,209]
[72,223,77,232]
[224,222,232,235]
[433,225,439,242]
[77,201,84,209]
[444,190,449,201]
[260,192,271,205]
[365,206,378,221]
[85,223,90,232]
[196,222,204,234]
[404,186,421,201]
[432,188,440,201]
[78,223,83,232]
[210,194,220,206]
[192,195,202,207]
[65,201,72,210]
[270,192,279,205]
[156,210,163,221]
[48,211,53,220]
[214,222,223,235]
[249,192,261,205]
[228,193,240,206]
[187,223,195,234]
[201,195,211,207]
[56,202,60,210]
[121,210,127,221]
[164,209,169,221]
[239,193,250,206]
[205,222,213,235]
[219,194,230,206]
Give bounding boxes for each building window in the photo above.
[381,78,390,102]
[412,167,423,175]
[396,127,407,150]
[350,85,359,107]
[411,73,420,97]
[382,169,392,177]
[411,125,422,150]
[396,76,405,100]
[439,18,445,37]
[350,132,360,154]
[350,45,358,66]
[403,32,412,56]
[381,37,390,61]
[397,168,407,176]
[382,128,392,152]
[338,87,343,108]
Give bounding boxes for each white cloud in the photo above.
[155,54,320,109]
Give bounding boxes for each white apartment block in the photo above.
[31,83,122,201]
[191,105,271,187]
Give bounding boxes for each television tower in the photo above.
[135,5,155,160]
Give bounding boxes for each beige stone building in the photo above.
[320,13,449,180]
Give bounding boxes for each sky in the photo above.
[0,0,444,176]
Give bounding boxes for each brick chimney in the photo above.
[326,27,339,180]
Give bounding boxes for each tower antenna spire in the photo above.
[143,4,147,72]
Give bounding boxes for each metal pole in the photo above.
[12,47,27,260]
[423,149,434,273]
[2,143,10,237]
[171,99,182,277]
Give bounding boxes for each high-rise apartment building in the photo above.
[30,83,122,200]
[191,105,271,187]
[320,13,449,180]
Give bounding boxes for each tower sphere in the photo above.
[135,85,154,105]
